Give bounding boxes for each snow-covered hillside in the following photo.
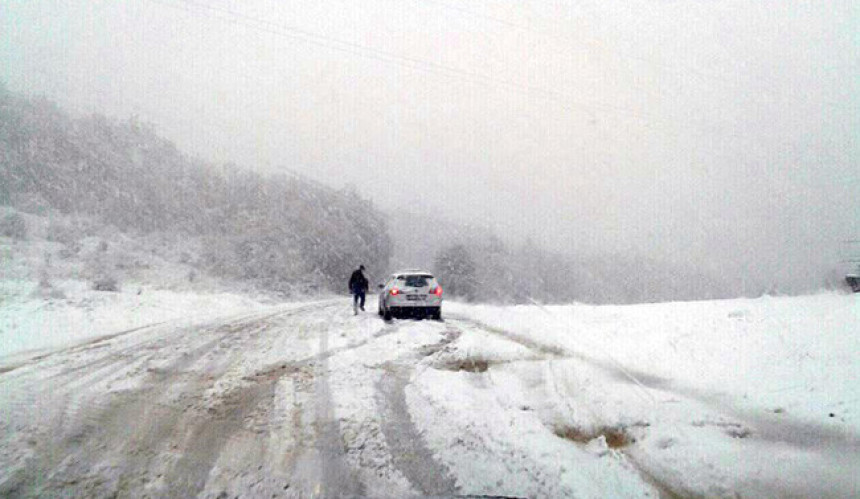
[0,88,391,294]
[0,207,284,360]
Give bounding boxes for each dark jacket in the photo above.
[348,269,369,294]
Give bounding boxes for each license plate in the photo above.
[406,295,425,301]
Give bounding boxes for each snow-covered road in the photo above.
[1,295,858,497]
[0,299,459,498]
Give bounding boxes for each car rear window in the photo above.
[399,275,432,287]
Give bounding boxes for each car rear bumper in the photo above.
[386,296,442,308]
[389,306,440,317]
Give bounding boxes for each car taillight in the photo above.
[431,286,442,297]
[390,287,400,296]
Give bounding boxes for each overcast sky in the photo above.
[2,0,858,291]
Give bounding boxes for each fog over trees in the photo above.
[0,87,390,295]
[2,83,854,303]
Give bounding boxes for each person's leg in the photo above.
[359,291,366,310]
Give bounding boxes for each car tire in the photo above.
[383,307,392,321]
[431,308,442,321]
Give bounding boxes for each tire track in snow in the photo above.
[0,307,303,498]
[311,323,364,498]
[219,305,400,497]
[162,380,279,497]
[375,328,461,497]
[377,363,460,497]
[3,302,471,498]
[0,332,243,497]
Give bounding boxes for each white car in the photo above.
[378,270,443,320]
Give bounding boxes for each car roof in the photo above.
[393,270,434,277]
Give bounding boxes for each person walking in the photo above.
[348,265,369,314]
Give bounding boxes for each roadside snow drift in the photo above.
[415,293,859,497]
[0,279,272,361]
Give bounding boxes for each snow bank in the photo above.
[446,293,860,431]
[0,279,273,361]
[407,293,860,496]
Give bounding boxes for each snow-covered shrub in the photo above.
[10,192,50,215]
[0,212,27,239]
[91,275,120,292]
[45,214,99,246]
[34,270,66,299]
[58,241,82,259]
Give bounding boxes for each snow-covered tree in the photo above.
[433,243,477,300]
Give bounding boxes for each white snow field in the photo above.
[434,294,860,497]
[0,292,857,497]
[0,279,273,361]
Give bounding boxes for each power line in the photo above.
[146,0,668,125]
[412,0,681,112]
[421,0,529,32]
[417,0,746,90]
[409,0,795,127]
